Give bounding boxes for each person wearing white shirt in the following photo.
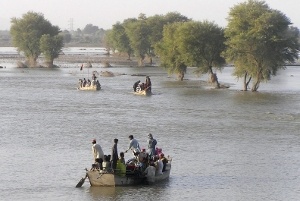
[92,139,104,162]
[144,163,156,183]
[155,157,163,175]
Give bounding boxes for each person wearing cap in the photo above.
[147,133,157,158]
[125,135,140,155]
[92,139,104,162]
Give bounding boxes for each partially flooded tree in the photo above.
[177,21,226,88]
[110,22,133,59]
[224,0,300,91]
[40,34,64,67]
[146,12,190,65]
[10,11,61,67]
[125,17,151,66]
[155,23,187,80]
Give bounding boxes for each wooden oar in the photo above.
[76,174,87,188]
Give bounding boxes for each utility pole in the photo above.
[68,18,74,32]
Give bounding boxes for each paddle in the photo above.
[76,174,87,188]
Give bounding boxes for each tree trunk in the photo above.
[251,68,263,92]
[178,72,184,81]
[45,59,54,68]
[26,57,38,67]
[208,66,220,89]
[243,72,251,91]
[251,80,260,92]
[149,57,153,65]
[138,58,144,67]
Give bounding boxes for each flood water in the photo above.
[0,60,300,201]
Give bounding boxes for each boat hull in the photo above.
[78,85,101,91]
[133,90,152,96]
[87,163,171,186]
[87,171,143,186]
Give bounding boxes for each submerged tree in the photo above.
[125,17,151,66]
[224,0,300,91]
[110,22,133,59]
[155,23,187,80]
[177,21,226,88]
[10,11,61,67]
[40,34,64,67]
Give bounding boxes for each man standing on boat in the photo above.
[111,138,118,171]
[125,135,140,155]
[147,133,157,158]
[92,139,104,162]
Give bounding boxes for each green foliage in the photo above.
[155,23,187,79]
[111,23,133,58]
[146,12,190,56]
[40,34,64,66]
[155,20,225,82]
[125,19,151,63]
[10,11,61,66]
[83,24,99,34]
[224,0,300,91]
[176,21,226,74]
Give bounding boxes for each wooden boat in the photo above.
[133,89,152,96]
[78,80,101,91]
[83,163,171,187]
[76,156,172,187]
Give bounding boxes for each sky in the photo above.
[0,0,299,31]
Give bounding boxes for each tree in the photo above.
[10,11,61,67]
[60,30,72,43]
[83,24,99,34]
[155,23,187,80]
[40,34,64,67]
[224,0,300,91]
[111,22,133,59]
[177,21,226,88]
[103,29,115,54]
[125,18,151,66]
[146,12,190,65]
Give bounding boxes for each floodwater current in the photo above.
[0,59,300,201]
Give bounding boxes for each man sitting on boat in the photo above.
[143,162,156,183]
[133,80,140,92]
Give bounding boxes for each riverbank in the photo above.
[0,53,160,68]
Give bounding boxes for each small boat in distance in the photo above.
[78,79,101,91]
[134,89,152,96]
[78,71,101,91]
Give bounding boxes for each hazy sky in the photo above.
[0,0,299,31]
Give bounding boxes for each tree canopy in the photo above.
[224,0,300,91]
[10,11,62,67]
[155,23,187,80]
[176,21,226,87]
[155,21,226,84]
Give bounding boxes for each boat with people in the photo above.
[77,80,101,91]
[134,89,152,96]
[133,76,152,96]
[76,148,172,187]
[77,72,101,91]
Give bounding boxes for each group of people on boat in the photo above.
[78,72,101,88]
[91,133,169,183]
[133,76,152,92]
